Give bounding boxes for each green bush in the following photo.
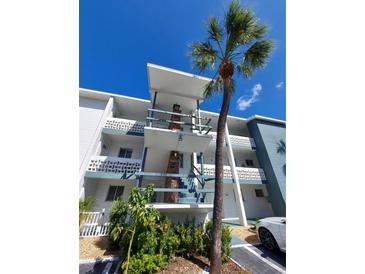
[204,220,232,262]
[158,218,180,259]
[108,198,129,250]
[173,221,205,258]
[109,186,232,273]
[109,185,180,274]
[124,254,168,274]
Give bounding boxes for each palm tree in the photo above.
[189,1,273,272]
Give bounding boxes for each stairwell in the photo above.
[163,104,206,204]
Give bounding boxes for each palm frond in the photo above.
[236,63,253,78]
[225,1,270,55]
[189,41,218,72]
[204,76,224,98]
[244,39,274,69]
[207,16,223,44]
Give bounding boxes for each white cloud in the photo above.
[275,81,284,89]
[236,83,262,111]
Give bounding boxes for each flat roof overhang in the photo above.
[147,64,212,111]
[144,126,212,153]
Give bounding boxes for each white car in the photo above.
[256,217,286,253]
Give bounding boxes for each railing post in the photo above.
[225,123,248,226]
[197,100,201,134]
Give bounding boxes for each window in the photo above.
[106,185,125,201]
[118,148,133,158]
[246,159,254,167]
[255,189,264,197]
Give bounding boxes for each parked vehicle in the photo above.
[256,217,286,252]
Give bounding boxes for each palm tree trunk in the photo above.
[210,77,232,274]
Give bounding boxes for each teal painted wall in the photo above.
[247,119,286,216]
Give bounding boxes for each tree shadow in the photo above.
[186,255,209,271]
[94,236,120,256]
[276,139,286,175]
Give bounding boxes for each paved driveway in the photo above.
[79,258,121,274]
[231,244,286,274]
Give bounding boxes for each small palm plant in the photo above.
[189,1,273,272]
[79,196,96,226]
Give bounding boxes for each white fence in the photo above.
[79,209,109,237]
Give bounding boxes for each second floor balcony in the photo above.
[85,156,141,180]
[208,132,256,150]
[197,164,266,184]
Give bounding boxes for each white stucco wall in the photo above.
[241,185,273,219]
[79,97,108,168]
[219,184,273,220]
[105,139,144,159]
[92,179,136,211]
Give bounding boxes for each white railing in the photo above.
[104,117,145,135]
[87,156,141,175]
[79,210,109,237]
[208,132,256,149]
[198,164,266,181]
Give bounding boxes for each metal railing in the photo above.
[146,108,212,135]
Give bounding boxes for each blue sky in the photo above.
[80,0,285,120]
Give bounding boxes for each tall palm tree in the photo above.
[189,1,273,272]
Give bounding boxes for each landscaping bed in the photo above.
[79,236,118,260]
[230,226,260,244]
[157,255,251,274]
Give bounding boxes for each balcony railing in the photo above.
[86,156,141,178]
[146,108,212,135]
[103,117,145,136]
[197,164,266,182]
[208,132,256,150]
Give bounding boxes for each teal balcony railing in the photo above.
[146,108,212,135]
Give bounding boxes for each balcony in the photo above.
[208,132,256,150]
[85,156,141,180]
[102,117,145,136]
[144,108,213,153]
[197,164,266,184]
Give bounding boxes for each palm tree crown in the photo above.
[190,0,273,94]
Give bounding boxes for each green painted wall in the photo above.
[247,119,286,216]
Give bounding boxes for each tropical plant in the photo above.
[79,196,96,226]
[189,1,273,272]
[108,185,179,274]
[173,220,205,258]
[204,220,232,263]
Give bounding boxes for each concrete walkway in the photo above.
[231,244,286,274]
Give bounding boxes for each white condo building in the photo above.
[79,63,286,227]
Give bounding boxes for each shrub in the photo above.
[204,220,232,262]
[109,185,179,274]
[173,220,205,258]
[79,196,96,226]
[125,254,168,274]
[108,198,129,250]
[158,217,180,259]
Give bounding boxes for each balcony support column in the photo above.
[148,91,158,127]
[224,123,248,227]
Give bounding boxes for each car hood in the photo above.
[259,217,286,224]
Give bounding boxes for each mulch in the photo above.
[157,255,251,274]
